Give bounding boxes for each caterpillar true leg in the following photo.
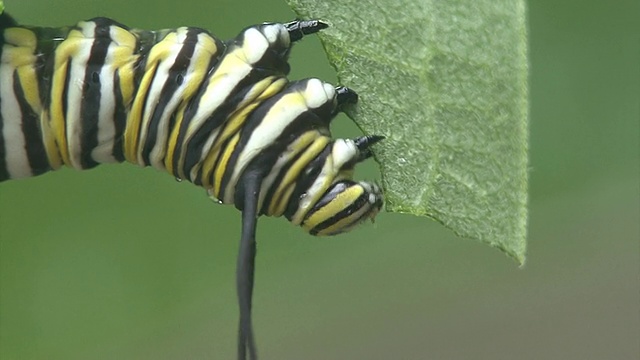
[284,19,329,42]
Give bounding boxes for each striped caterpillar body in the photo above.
[0,12,383,359]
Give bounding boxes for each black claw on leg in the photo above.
[354,135,385,149]
[336,86,359,107]
[285,19,329,42]
[354,135,385,161]
[331,86,359,117]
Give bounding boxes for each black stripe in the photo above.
[141,29,199,165]
[14,71,50,176]
[112,68,126,162]
[204,134,235,189]
[0,13,18,29]
[60,53,72,153]
[0,87,8,182]
[88,17,130,32]
[112,27,145,163]
[35,28,61,117]
[124,29,156,165]
[0,33,8,181]
[193,155,206,185]
[79,21,110,169]
[309,191,370,235]
[132,33,151,89]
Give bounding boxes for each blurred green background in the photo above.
[0,0,638,359]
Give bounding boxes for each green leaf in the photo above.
[285,0,529,264]
[0,1,4,15]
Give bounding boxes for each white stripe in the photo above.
[262,24,282,45]
[306,79,335,109]
[243,28,270,64]
[66,21,96,169]
[0,59,31,179]
[91,38,118,164]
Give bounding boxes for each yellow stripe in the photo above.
[6,28,41,113]
[211,133,240,200]
[123,60,158,163]
[273,185,295,217]
[3,27,36,49]
[16,66,40,112]
[164,105,186,176]
[110,25,138,108]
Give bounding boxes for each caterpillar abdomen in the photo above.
[0,13,383,236]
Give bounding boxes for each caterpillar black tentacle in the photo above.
[238,168,261,360]
[0,12,384,359]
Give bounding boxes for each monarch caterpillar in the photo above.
[0,11,383,359]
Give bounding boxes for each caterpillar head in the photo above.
[299,134,385,236]
[303,180,384,236]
